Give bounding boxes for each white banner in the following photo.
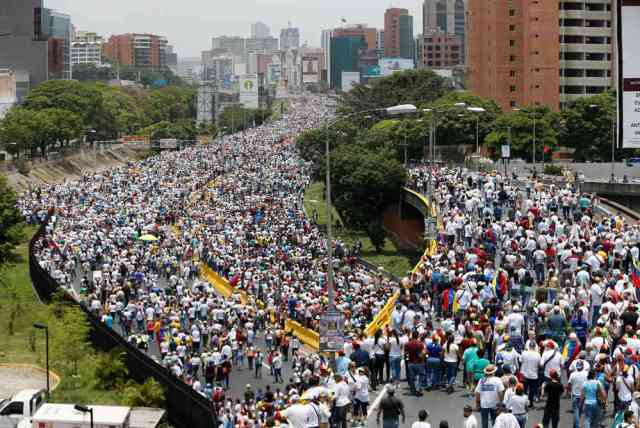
[239,74,259,109]
[621,0,640,148]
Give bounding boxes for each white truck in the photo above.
[28,404,131,428]
[0,390,46,428]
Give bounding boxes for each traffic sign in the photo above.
[424,217,437,240]
[319,309,345,352]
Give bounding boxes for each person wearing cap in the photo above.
[520,339,541,407]
[351,367,370,427]
[540,340,562,382]
[541,369,563,428]
[475,364,505,428]
[567,359,588,428]
[376,384,406,428]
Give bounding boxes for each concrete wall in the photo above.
[383,204,424,250]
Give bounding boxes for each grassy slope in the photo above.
[0,226,120,405]
[304,182,421,278]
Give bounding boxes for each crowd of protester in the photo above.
[18,95,640,428]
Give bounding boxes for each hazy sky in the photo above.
[46,0,423,58]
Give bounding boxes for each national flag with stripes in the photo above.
[630,258,640,288]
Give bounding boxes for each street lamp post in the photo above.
[323,103,417,361]
[467,107,487,156]
[33,323,49,398]
[74,404,94,428]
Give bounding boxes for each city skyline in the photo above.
[45,0,423,57]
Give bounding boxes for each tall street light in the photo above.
[422,102,469,191]
[33,323,50,398]
[324,103,417,310]
[74,404,94,428]
[467,106,487,155]
[589,104,616,182]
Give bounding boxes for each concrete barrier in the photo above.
[284,319,320,350]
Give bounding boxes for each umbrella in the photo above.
[139,234,159,242]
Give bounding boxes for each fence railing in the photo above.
[28,215,218,428]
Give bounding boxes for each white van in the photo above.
[29,404,130,428]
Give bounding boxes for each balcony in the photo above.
[560,76,611,86]
[561,26,611,37]
[560,59,611,69]
[560,43,611,53]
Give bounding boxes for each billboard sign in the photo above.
[267,63,281,84]
[319,309,345,352]
[424,217,437,240]
[341,71,360,92]
[620,0,640,148]
[239,74,259,108]
[379,58,415,76]
[302,56,320,84]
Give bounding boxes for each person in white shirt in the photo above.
[540,341,562,380]
[464,405,478,428]
[351,368,370,426]
[520,340,541,406]
[280,396,313,428]
[332,375,351,428]
[475,365,505,428]
[410,409,431,428]
[493,402,520,428]
[568,360,589,428]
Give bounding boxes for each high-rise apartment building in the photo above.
[321,29,333,84]
[333,25,378,51]
[468,0,560,111]
[423,0,467,64]
[384,8,414,59]
[330,35,366,90]
[251,22,271,39]
[104,33,168,69]
[71,31,103,66]
[43,9,72,79]
[377,30,385,51]
[245,37,279,52]
[211,36,246,55]
[0,0,74,86]
[280,25,300,50]
[559,0,614,106]
[422,31,462,68]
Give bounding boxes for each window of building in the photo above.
[510,85,516,92]
[510,100,517,107]
[509,24,516,31]
[509,9,515,16]
[510,70,516,77]
[510,55,516,62]
[509,40,515,47]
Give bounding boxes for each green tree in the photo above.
[23,80,102,127]
[0,174,24,264]
[49,304,90,374]
[94,349,128,390]
[122,379,166,408]
[339,69,450,114]
[484,106,560,161]
[425,92,502,149]
[0,107,38,158]
[559,91,617,162]
[327,144,406,231]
